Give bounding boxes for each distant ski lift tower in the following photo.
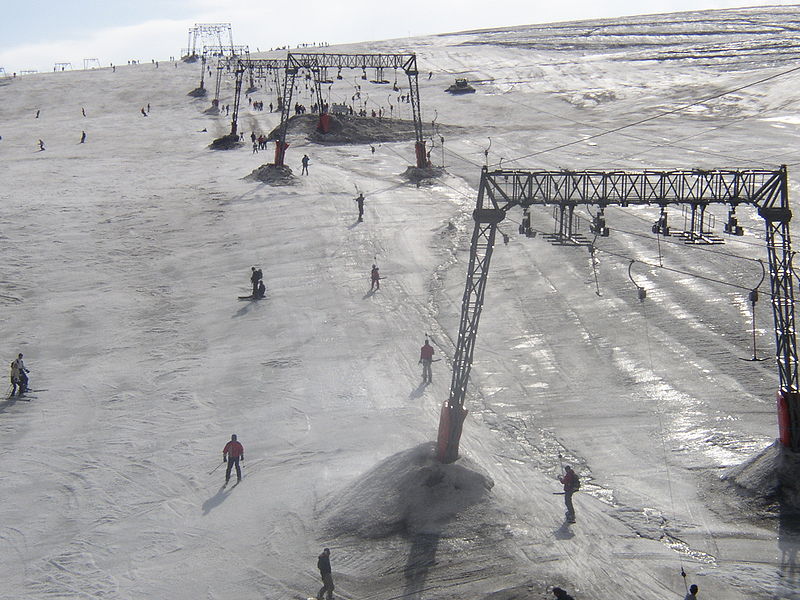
[438,166,799,462]
[187,23,234,58]
[54,62,73,72]
[83,58,101,70]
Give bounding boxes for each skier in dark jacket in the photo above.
[222,434,244,484]
[370,264,380,291]
[316,548,334,600]
[250,266,263,297]
[354,193,364,221]
[552,587,574,600]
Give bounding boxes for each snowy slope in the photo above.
[2,5,800,600]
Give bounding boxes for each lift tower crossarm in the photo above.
[484,168,783,207]
[438,166,798,462]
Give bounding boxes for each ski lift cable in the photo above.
[592,103,787,171]
[491,61,800,168]
[423,53,797,171]
[639,296,688,590]
[610,251,757,292]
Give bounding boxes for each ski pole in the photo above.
[209,459,225,475]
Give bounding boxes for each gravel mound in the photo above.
[321,442,500,539]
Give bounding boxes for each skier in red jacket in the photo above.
[419,339,434,383]
[223,434,244,484]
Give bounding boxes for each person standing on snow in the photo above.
[256,279,266,299]
[354,193,365,222]
[12,353,29,395]
[250,266,263,298]
[222,434,244,484]
[316,548,335,600]
[684,584,699,600]
[301,154,310,175]
[559,465,579,523]
[10,360,20,396]
[419,339,434,383]
[370,264,380,291]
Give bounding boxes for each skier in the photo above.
[81,107,86,117]
[354,193,364,222]
[12,353,29,395]
[552,587,575,600]
[370,264,380,291]
[316,548,335,600]
[38,139,45,151]
[419,339,434,383]
[684,584,699,600]
[256,279,266,299]
[222,434,244,484]
[141,107,148,117]
[301,154,310,175]
[80,131,86,144]
[9,360,19,396]
[250,266,263,297]
[559,465,579,523]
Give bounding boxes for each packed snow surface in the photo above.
[2,5,800,600]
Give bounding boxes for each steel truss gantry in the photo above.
[272,52,426,167]
[187,23,234,58]
[438,166,799,462]
[228,58,288,136]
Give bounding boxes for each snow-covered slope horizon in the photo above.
[2,5,800,599]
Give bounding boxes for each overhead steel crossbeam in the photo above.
[271,52,425,167]
[287,52,418,71]
[203,44,249,58]
[483,168,783,208]
[229,58,288,136]
[438,166,799,462]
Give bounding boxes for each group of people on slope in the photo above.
[250,266,266,299]
[8,353,29,396]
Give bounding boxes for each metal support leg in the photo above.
[437,182,506,462]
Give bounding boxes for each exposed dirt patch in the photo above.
[267,114,465,146]
[244,163,296,185]
[209,134,241,150]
